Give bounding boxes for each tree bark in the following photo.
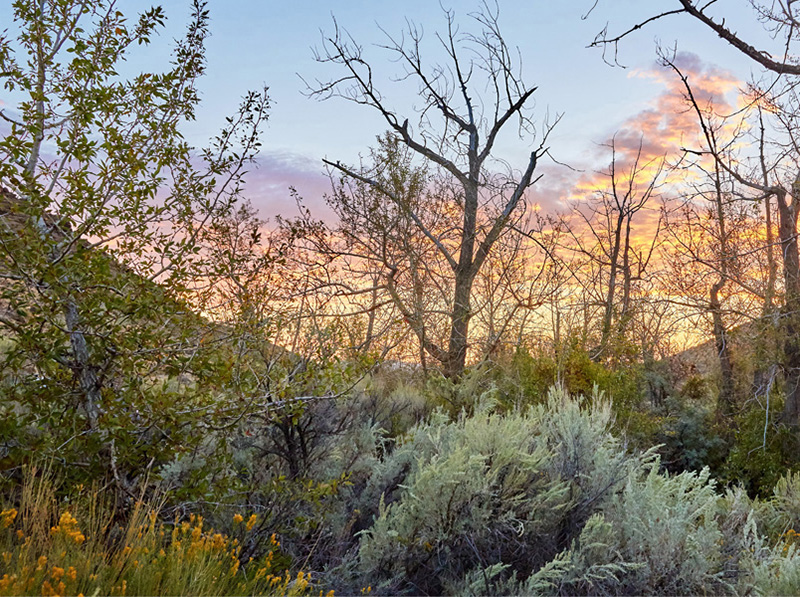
[710,280,735,419]
[777,184,800,428]
[63,298,102,431]
[599,212,624,358]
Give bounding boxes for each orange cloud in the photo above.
[559,52,743,208]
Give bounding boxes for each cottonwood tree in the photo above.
[554,138,664,361]
[0,0,269,488]
[660,55,783,420]
[592,0,800,429]
[306,3,553,378]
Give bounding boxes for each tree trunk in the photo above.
[777,186,800,428]
[64,298,102,431]
[444,178,479,379]
[446,266,474,378]
[710,280,735,420]
[599,213,624,358]
[620,214,633,327]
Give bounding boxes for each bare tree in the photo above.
[305,3,553,378]
[554,138,664,361]
[592,0,800,429]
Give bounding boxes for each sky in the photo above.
[0,0,778,222]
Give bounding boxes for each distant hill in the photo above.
[0,184,303,371]
[666,316,780,397]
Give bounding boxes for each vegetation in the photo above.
[4,0,800,595]
[0,467,315,596]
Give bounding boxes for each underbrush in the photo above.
[0,468,317,597]
[6,355,800,596]
[338,387,800,595]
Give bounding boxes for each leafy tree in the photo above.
[0,0,269,492]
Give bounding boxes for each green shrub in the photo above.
[355,387,640,594]
[654,397,729,475]
[724,399,791,497]
[343,386,800,595]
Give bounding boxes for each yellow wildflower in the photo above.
[59,511,78,529]
[41,579,65,596]
[0,508,17,528]
[51,566,65,581]
[233,513,243,524]
[246,514,257,532]
[66,567,77,582]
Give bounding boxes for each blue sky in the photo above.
[0,1,773,219]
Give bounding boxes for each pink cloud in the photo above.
[613,51,740,161]
[556,52,742,208]
[242,151,334,223]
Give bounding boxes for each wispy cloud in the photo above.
[243,151,333,223]
[541,52,742,212]
[614,51,739,160]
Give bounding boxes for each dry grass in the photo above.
[0,467,322,597]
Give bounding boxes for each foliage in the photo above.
[0,467,317,597]
[329,386,800,595]
[724,398,792,497]
[488,346,646,421]
[354,387,640,594]
[0,0,269,491]
[4,1,800,595]
[650,396,728,476]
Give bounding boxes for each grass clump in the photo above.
[0,468,320,597]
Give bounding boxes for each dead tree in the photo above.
[554,138,664,361]
[305,4,553,378]
[592,0,800,430]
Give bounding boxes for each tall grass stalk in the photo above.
[0,467,320,596]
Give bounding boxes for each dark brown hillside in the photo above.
[0,185,301,369]
[667,318,779,400]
